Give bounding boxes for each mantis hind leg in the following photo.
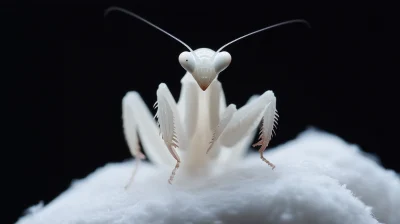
[125,150,146,190]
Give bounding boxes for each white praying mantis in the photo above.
[104,7,309,187]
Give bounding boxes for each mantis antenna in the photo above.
[216,19,310,53]
[210,19,310,61]
[104,6,194,52]
[105,6,310,90]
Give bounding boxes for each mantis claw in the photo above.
[168,161,180,184]
[253,140,275,169]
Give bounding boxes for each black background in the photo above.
[4,2,398,223]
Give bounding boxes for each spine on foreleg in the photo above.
[252,92,278,169]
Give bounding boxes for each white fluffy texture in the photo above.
[262,128,400,224]
[17,129,399,224]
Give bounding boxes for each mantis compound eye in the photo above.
[213,51,231,74]
[178,51,196,73]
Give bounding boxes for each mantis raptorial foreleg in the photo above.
[217,90,278,169]
[155,84,187,184]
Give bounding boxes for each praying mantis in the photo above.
[104,7,309,187]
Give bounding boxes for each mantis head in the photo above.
[179,50,231,90]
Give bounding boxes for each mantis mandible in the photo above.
[104,7,309,187]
